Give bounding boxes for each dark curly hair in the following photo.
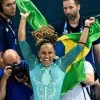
[31,25,58,41]
[31,24,58,51]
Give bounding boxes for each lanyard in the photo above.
[7,19,16,36]
[8,24,16,36]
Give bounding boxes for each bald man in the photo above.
[0,49,33,100]
[3,49,21,66]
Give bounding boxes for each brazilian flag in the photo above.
[57,20,100,95]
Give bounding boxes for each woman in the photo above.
[18,12,95,100]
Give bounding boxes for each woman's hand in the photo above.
[85,17,95,27]
[18,12,30,41]
[20,12,30,20]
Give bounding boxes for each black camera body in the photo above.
[12,63,26,80]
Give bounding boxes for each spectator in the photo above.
[0,49,33,100]
[0,0,17,68]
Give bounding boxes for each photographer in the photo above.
[0,49,33,100]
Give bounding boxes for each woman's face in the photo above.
[38,43,55,67]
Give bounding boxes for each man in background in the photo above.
[0,0,17,68]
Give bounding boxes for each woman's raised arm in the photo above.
[78,17,95,47]
[18,12,30,41]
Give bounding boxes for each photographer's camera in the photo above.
[12,63,26,80]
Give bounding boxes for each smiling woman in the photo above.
[38,43,55,67]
